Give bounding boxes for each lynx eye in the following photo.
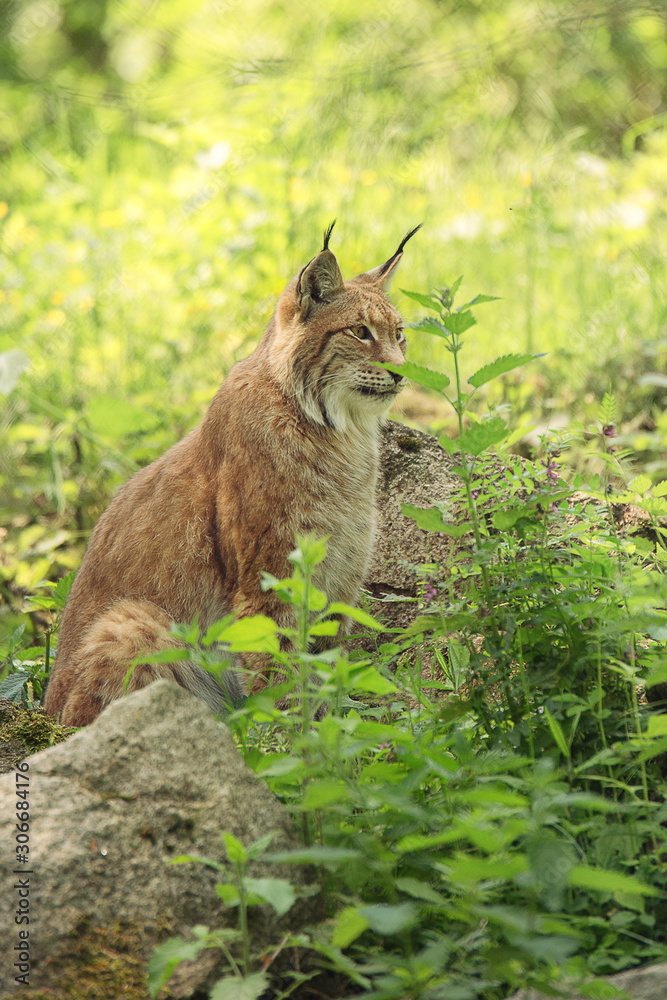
[396,328,405,342]
[350,325,373,341]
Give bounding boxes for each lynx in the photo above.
[44,223,420,726]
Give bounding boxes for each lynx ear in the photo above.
[297,249,345,316]
[356,224,422,292]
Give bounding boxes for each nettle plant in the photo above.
[148,510,667,997]
[381,282,667,762]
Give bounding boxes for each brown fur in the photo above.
[44,228,417,725]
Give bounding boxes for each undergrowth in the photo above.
[3,286,667,999]
[144,288,667,999]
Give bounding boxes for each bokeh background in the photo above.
[1,0,667,600]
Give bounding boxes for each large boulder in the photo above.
[0,681,318,999]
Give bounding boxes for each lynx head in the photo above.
[267,224,421,434]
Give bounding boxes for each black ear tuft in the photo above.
[378,223,423,276]
[322,219,336,251]
[394,223,423,256]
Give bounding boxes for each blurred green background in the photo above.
[1,0,667,600]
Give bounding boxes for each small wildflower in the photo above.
[50,290,65,306]
[45,309,66,327]
[471,489,479,500]
[97,209,124,228]
[603,424,617,438]
[544,459,558,482]
[0,202,8,220]
[423,580,437,604]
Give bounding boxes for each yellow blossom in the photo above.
[463,183,481,209]
[67,268,85,285]
[520,170,533,188]
[0,290,5,303]
[360,169,377,186]
[97,209,124,228]
[289,177,308,206]
[78,296,95,312]
[51,291,65,306]
[0,202,8,220]
[46,309,66,327]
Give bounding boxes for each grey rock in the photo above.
[505,962,667,1000]
[365,419,466,633]
[0,681,318,997]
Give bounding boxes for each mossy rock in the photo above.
[0,698,73,773]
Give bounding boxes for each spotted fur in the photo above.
[44,229,418,726]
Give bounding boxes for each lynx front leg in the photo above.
[52,599,239,726]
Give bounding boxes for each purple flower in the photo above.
[544,460,558,482]
[423,580,437,603]
[603,424,617,438]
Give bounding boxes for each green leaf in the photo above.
[449,275,464,301]
[0,670,31,703]
[448,854,530,886]
[399,288,443,310]
[223,832,247,864]
[378,360,450,392]
[351,666,399,695]
[492,508,533,530]
[255,755,302,777]
[647,715,667,737]
[301,779,349,808]
[646,663,667,689]
[397,830,463,853]
[457,417,509,456]
[290,536,328,568]
[246,831,277,858]
[401,502,473,537]
[327,602,383,630]
[332,906,370,948]
[576,981,629,999]
[215,615,279,653]
[170,853,228,873]
[265,846,361,864]
[468,353,544,388]
[654,480,667,497]
[442,311,476,335]
[544,707,571,758]
[209,972,269,1000]
[408,317,452,338]
[438,434,459,455]
[216,883,240,907]
[360,902,417,935]
[52,570,76,609]
[460,293,501,308]
[628,474,652,496]
[309,620,340,637]
[568,866,659,896]
[147,927,210,998]
[202,615,236,646]
[244,877,296,915]
[395,876,447,905]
